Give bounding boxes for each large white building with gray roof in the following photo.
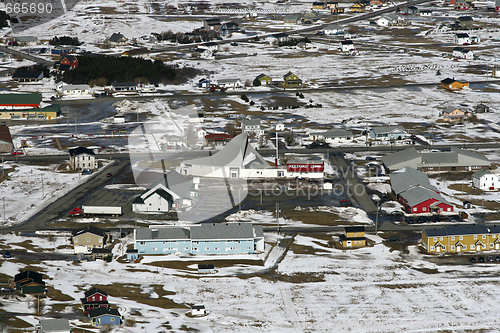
[369,126,408,140]
[134,223,264,255]
[382,147,490,172]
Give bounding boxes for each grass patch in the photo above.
[46,287,75,301]
[145,258,263,270]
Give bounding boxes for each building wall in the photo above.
[71,153,97,170]
[73,233,103,253]
[473,174,500,191]
[91,315,121,326]
[423,233,500,253]
[132,194,171,214]
[135,239,257,255]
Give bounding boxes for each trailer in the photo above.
[81,205,122,216]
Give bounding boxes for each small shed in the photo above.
[126,249,139,261]
[198,264,215,274]
[191,304,206,316]
[463,201,473,209]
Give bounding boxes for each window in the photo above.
[482,235,486,239]
[413,207,417,212]
[430,246,435,251]
[247,247,251,250]
[490,243,494,248]
[440,237,443,241]
[423,207,427,212]
[152,247,157,251]
[193,248,198,251]
[447,208,451,212]
[184,247,189,250]
[442,246,445,250]
[215,247,220,250]
[451,245,455,250]
[460,236,463,240]
[493,235,497,239]
[205,247,209,251]
[462,245,466,250]
[451,236,455,241]
[74,238,78,243]
[433,237,437,242]
[87,238,90,242]
[140,241,145,245]
[474,235,478,240]
[111,318,115,321]
[470,245,475,250]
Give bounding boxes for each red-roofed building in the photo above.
[205,133,233,145]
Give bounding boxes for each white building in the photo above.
[323,24,344,35]
[452,47,474,60]
[376,13,406,27]
[56,83,93,97]
[36,319,72,333]
[241,118,264,137]
[69,147,97,170]
[323,129,354,145]
[191,305,206,316]
[454,33,471,45]
[217,79,243,89]
[132,170,196,214]
[473,169,500,191]
[339,40,355,52]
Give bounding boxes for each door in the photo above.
[436,246,440,252]
[457,246,461,252]
[496,244,499,250]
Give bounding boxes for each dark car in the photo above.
[106,173,112,177]
[470,257,476,263]
[495,256,500,262]
[340,199,352,207]
[365,156,376,161]
[487,256,494,262]
[0,287,12,292]
[3,251,11,258]
[230,42,238,46]
[479,256,485,263]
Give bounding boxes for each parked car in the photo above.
[365,156,376,161]
[487,256,494,262]
[11,150,23,155]
[82,169,93,175]
[3,250,11,258]
[495,256,500,262]
[470,257,476,263]
[479,256,485,263]
[69,207,82,217]
[106,173,112,177]
[0,287,12,292]
[391,211,404,216]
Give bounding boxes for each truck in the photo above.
[70,206,122,216]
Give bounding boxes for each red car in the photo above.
[340,199,353,207]
[11,150,23,155]
[69,208,82,216]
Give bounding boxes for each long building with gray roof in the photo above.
[134,223,264,255]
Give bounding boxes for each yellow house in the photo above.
[312,2,327,9]
[72,226,108,254]
[422,224,500,253]
[255,74,273,85]
[339,226,366,247]
[440,78,469,91]
[350,3,366,12]
[283,72,303,87]
[442,106,469,123]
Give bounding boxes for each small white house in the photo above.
[420,9,432,16]
[242,118,264,137]
[376,13,403,27]
[323,24,344,35]
[452,47,474,60]
[339,40,355,52]
[454,33,471,45]
[196,127,207,139]
[266,33,289,45]
[56,83,93,97]
[276,123,285,131]
[191,304,206,316]
[323,129,354,145]
[473,169,500,191]
[199,42,219,52]
[217,78,242,89]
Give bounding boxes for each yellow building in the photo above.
[422,224,500,253]
[72,226,108,254]
[283,72,303,87]
[442,106,469,123]
[440,78,469,91]
[339,226,366,247]
[350,3,366,12]
[0,104,60,120]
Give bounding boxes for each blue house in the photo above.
[88,307,122,326]
[369,126,408,140]
[134,223,264,255]
[51,46,75,56]
[126,249,139,261]
[199,78,211,88]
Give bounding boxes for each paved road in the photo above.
[0,45,55,66]
[1,159,130,232]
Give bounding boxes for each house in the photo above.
[382,147,491,172]
[339,40,355,52]
[339,226,366,247]
[134,223,265,255]
[221,22,239,36]
[13,270,45,294]
[205,133,233,145]
[369,126,407,140]
[92,248,112,260]
[283,72,302,87]
[454,0,469,10]
[242,118,264,137]
[400,5,418,15]
[81,287,109,314]
[312,1,327,9]
[198,78,211,88]
[0,125,14,153]
[59,55,78,71]
[126,248,139,261]
[310,128,353,144]
[199,42,219,52]
[203,18,221,31]
[475,103,490,113]
[56,83,92,97]
[420,9,432,16]
[303,11,321,23]
[472,169,500,191]
[69,146,97,170]
[191,304,206,316]
[198,264,215,274]
[12,71,43,82]
[283,14,301,25]
[0,93,41,109]
[35,319,71,333]
[113,82,137,92]
[452,47,474,60]
[192,48,213,59]
[121,47,150,59]
[88,307,122,326]
[463,200,473,209]
[132,171,196,214]
[266,33,289,45]
[14,36,38,46]
[454,33,471,45]
[456,16,473,29]
[109,33,128,46]
[350,3,365,12]
[323,24,344,35]
[440,78,469,91]
[217,78,242,89]
[422,224,500,253]
[377,13,408,27]
[442,106,469,122]
[72,226,108,254]
[390,168,454,214]
[255,74,273,85]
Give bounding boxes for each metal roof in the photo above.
[381,147,420,170]
[323,128,353,138]
[399,186,450,208]
[444,224,489,236]
[423,227,447,237]
[38,319,71,332]
[370,126,406,136]
[87,307,121,318]
[390,167,436,194]
[472,169,493,179]
[136,227,190,241]
[421,151,457,165]
[191,223,256,240]
[0,93,41,105]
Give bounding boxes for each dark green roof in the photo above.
[0,93,41,105]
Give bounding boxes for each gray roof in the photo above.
[109,33,127,43]
[38,319,71,332]
[453,147,490,166]
[218,79,241,84]
[381,13,400,21]
[443,106,461,113]
[191,222,256,240]
[421,151,458,165]
[135,227,190,241]
[472,169,493,179]
[284,14,301,20]
[390,167,436,195]
[424,228,448,237]
[444,224,489,236]
[323,128,353,138]
[15,36,38,43]
[370,126,406,136]
[166,170,193,198]
[242,118,261,126]
[382,147,420,170]
[399,186,451,208]
[324,24,343,30]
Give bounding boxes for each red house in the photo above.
[398,186,454,214]
[59,55,78,71]
[81,287,109,314]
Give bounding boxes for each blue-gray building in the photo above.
[134,223,264,255]
[88,307,121,327]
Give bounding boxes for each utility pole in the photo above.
[275,130,279,168]
[3,198,5,224]
[375,200,381,234]
[276,202,280,234]
[41,175,44,198]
